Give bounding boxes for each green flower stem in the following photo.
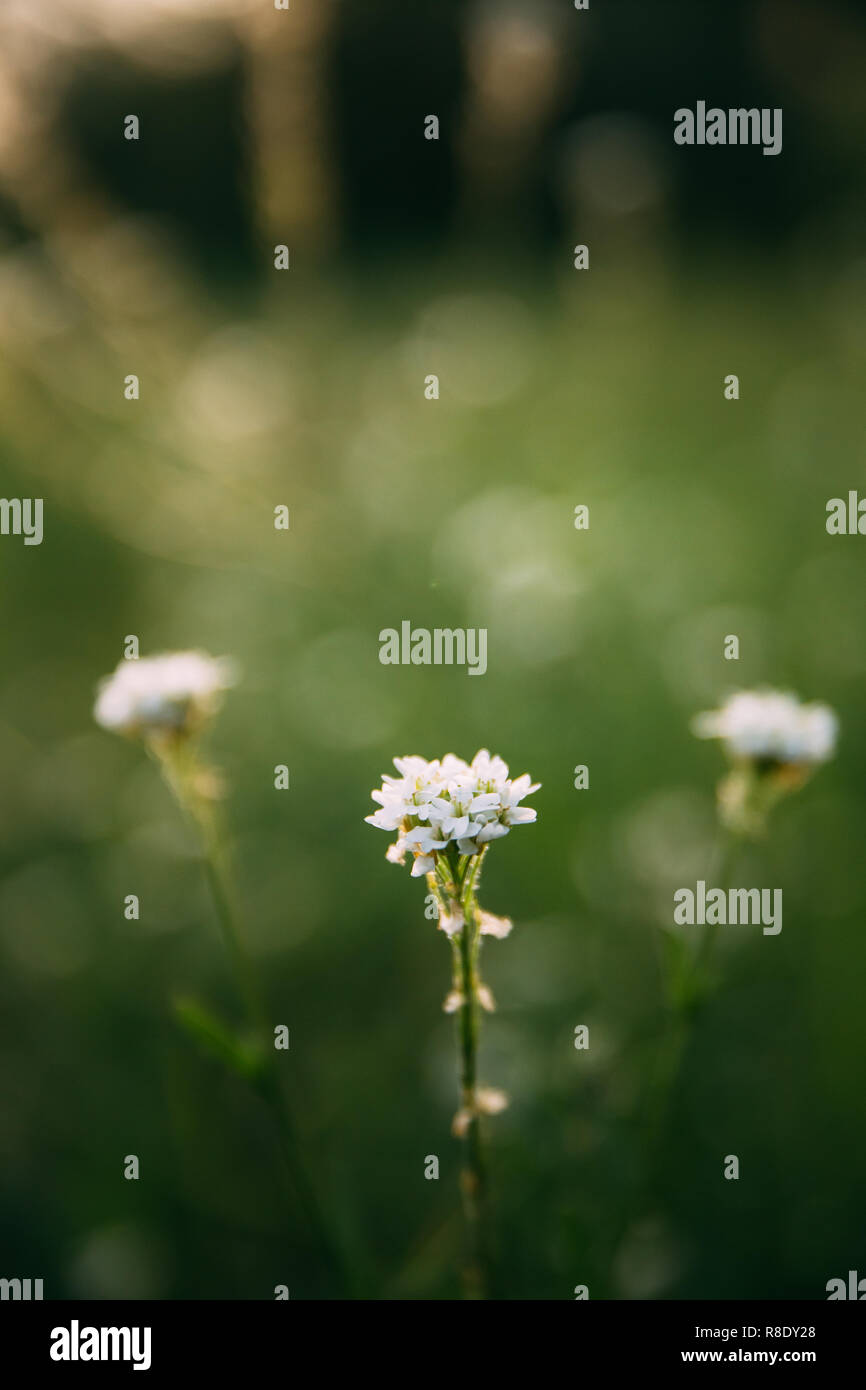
[455,849,491,1300]
[646,829,743,1164]
[197,810,268,1040]
[641,1009,688,1185]
[436,848,492,1299]
[693,829,742,990]
[608,829,744,1283]
[152,740,264,1030]
[456,909,487,1299]
[151,738,350,1295]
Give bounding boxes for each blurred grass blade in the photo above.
[173,996,264,1081]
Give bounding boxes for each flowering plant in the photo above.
[95,650,346,1289]
[693,689,837,836]
[367,749,540,1298]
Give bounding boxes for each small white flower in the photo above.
[438,904,465,937]
[367,753,528,1157]
[476,1086,509,1116]
[94,650,236,739]
[365,749,540,874]
[476,820,510,843]
[476,984,496,1013]
[469,750,510,785]
[479,911,513,939]
[693,690,837,765]
[403,825,450,854]
[452,1086,511,1134]
[451,1107,473,1138]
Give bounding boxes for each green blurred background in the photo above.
[1,0,865,1300]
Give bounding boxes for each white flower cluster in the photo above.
[366,749,540,876]
[94,650,236,739]
[693,690,837,765]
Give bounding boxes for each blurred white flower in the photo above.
[693,690,837,765]
[477,984,496,1013]
[94,650,236,740]
[365,748,540,874]
[479,911,513,939]
[476,1086,509,1116]
[693,689,838,836]
[438,905,465,937]
[452,1085,510,1137]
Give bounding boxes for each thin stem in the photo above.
[197,809,268,1039]
[693,830,742,989]
[653,830,742,1133]
[455,897,488,1300]
[152,737,351,1295]
[609,828,744,1281]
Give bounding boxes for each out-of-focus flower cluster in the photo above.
[94,651,236,741]
[693,689,837,835]
[693,690,837,766]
